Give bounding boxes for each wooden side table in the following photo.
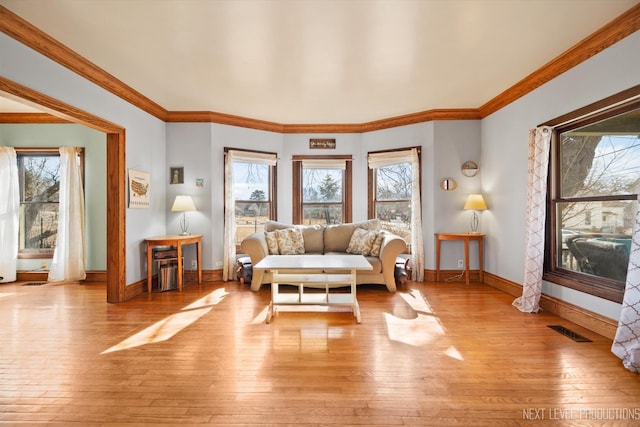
[145,234,202,293]
[435,233,485,285]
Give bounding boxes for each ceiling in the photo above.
[0,0,638,123]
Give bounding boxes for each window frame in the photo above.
[367,147,421,242]
[16,147,85,259]
[292,155,352,225]
[543,88,640,303]
[224,147,278,250]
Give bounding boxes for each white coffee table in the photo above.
[254,254,372,323]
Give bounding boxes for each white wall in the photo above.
[166,123,283,269]
[3,21,637,320]
[1,33,167,285]
[0,123,107,271]
[481,30,640,320]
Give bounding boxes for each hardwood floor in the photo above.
[1,279,639,426]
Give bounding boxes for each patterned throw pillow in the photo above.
[265,228,305,255]
[369,231,386,257]
[346,228,383,256]
[265,231,280,255]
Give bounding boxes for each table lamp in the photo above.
[171,195,196,235]
[463,194,487,233]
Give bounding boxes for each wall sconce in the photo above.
[171,195,197,235]
[463,194,487,233]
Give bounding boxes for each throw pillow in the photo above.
[369,231,386,257]
[274,228,305,255]
[346,228,380,256]
[264,231,280,255]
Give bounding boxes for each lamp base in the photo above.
[179,212,190,235]
[470,210,479,232]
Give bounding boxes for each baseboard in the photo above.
[123,269,224,301]
[424,268,481,282]
[17,270,106,282]
[483,271,618,340]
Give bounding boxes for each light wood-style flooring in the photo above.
[1,279,639,426]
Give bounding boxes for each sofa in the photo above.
[240,219,408,292]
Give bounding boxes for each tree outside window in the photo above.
[232,160,274,245]
[547,102,640,302]
[17,152,60,257]
[16,148,84,259]
[292,156,352,225]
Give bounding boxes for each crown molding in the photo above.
[1,3,639,131]
[479,3,640,118]
[0,5,168,121]
[0,112,71,124]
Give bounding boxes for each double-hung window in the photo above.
[545,96,640,303]
[16,148,84,259]
[292,155,352,225]
[225,148,277,247]
[367,148,421,245]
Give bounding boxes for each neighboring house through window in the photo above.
[545,94,640,303]
[292,155,352,225]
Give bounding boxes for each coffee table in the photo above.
[254,254,372,323]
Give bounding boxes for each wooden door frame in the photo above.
[0,77,127,303]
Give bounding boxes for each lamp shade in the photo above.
[171,195,196,212]
[463,194,487,211]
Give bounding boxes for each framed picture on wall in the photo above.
[170,166,184,184]
[128,169,150,209]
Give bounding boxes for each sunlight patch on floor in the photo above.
[101,288,229,354]
[0,292,16,299]
[385,289,463,359]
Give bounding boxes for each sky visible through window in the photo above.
[233,161,269,201]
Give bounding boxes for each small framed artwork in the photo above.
[128,169,150,209]
[170,167,184,184]
[309,138,336,149]
[195,178,204,187]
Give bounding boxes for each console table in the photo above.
[145,234,202,293]
[435,233,485,285]
[254,254,372,323]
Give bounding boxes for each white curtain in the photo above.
[223,150,277,281]
[48,147,86,282]
[368,148,424,281]
[513,126,552,313]
[409,148,424,281]
[612,194,640,373]
[0,147,19,283]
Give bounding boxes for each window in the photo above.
[367,148,421,245]
[225,148,277,247]
[545,97,640,303]
[16,148,84,259]
[292,156,352,225]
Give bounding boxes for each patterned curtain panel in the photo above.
[612,194,640,373]
[0,147,19,283]
[48,147,86,282]
[513,126,552,313]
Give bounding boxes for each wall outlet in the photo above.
[457,259,464,269]
[41,261,48,270]
[215,261,223,267]
[191,260,197,269]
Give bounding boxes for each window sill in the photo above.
[543,270,623,304]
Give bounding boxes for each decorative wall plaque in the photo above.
[309,138,336,149]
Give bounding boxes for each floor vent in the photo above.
[21,282,48,286]
[548,325,592,342]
